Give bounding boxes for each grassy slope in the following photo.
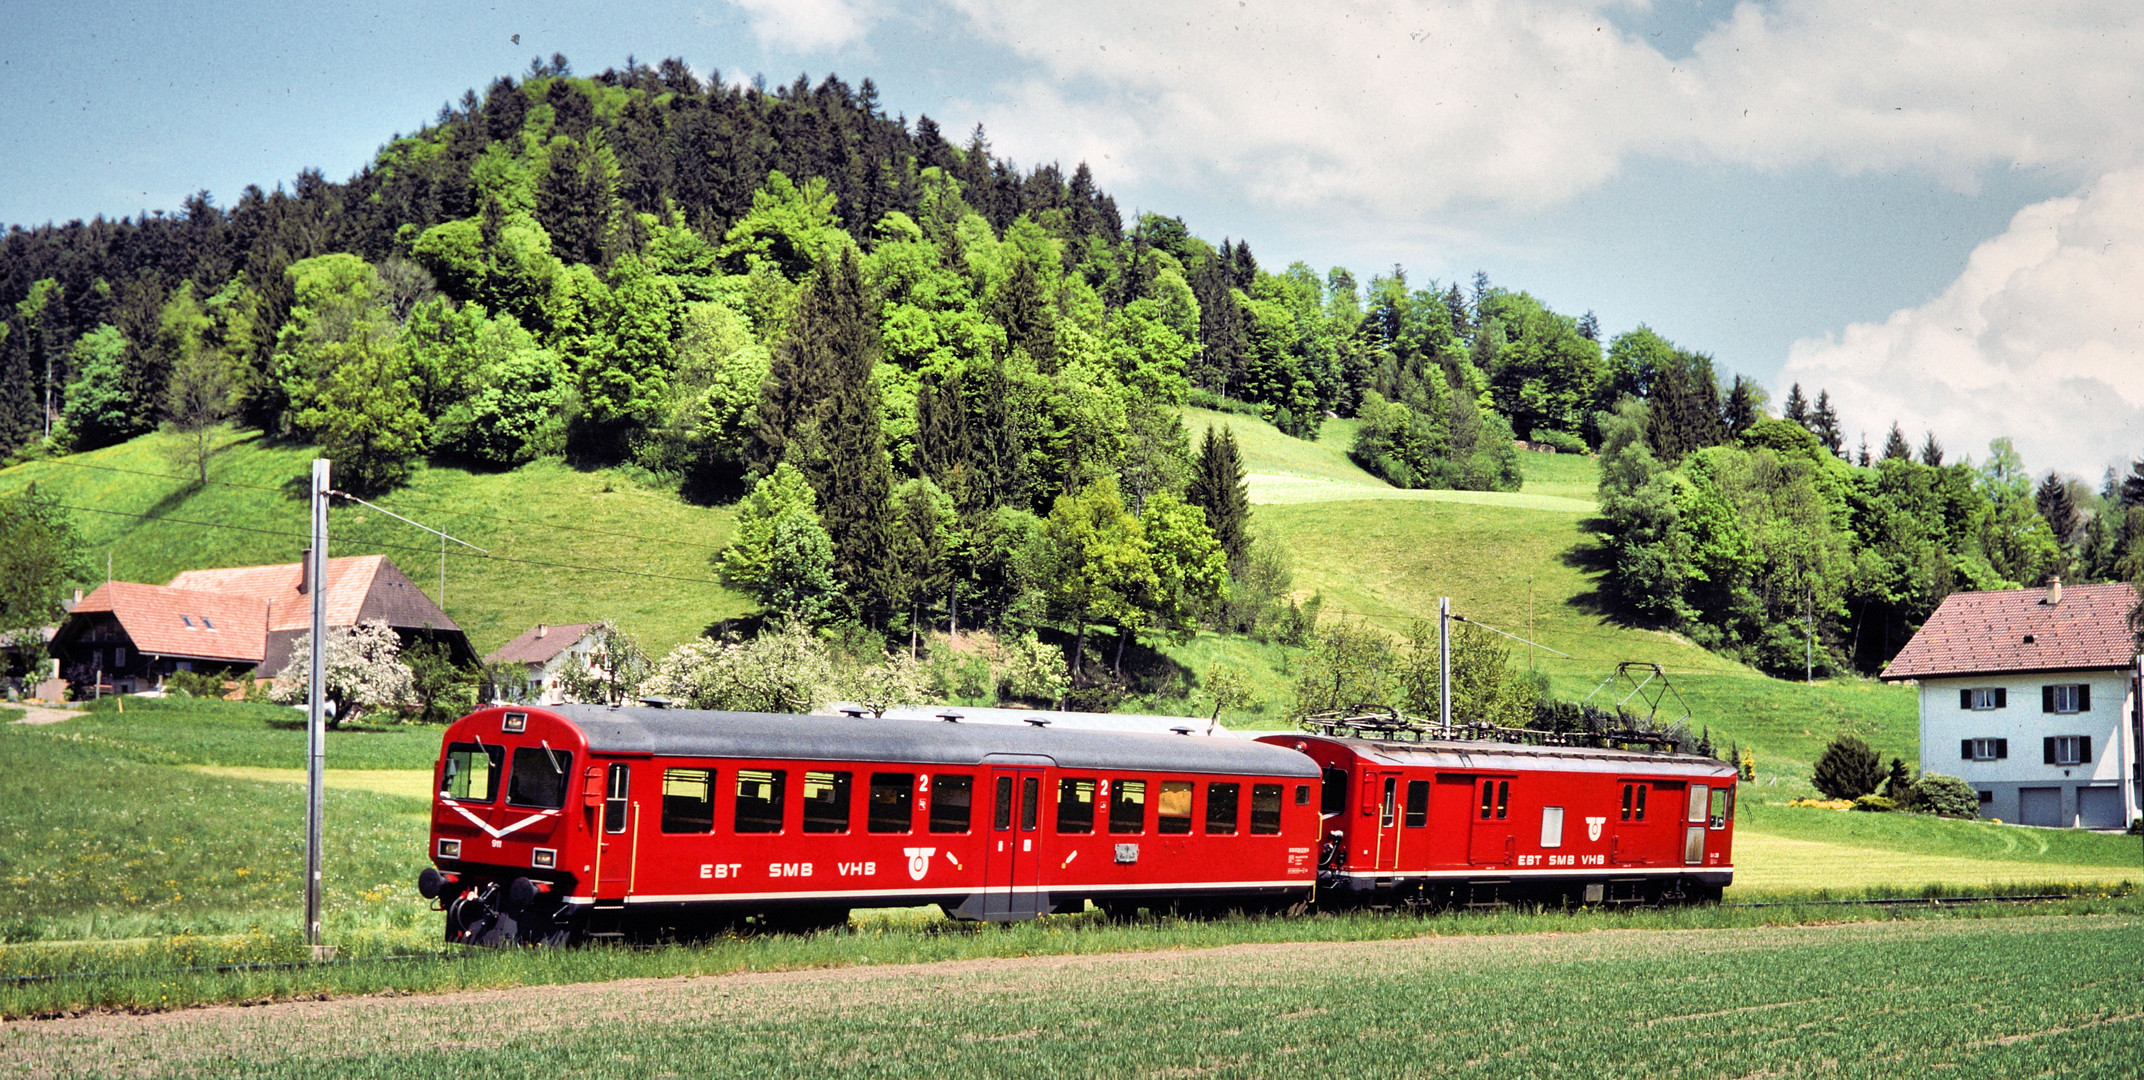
[0,430,750,656]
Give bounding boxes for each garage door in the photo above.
[2018,787,2063,828]
[2077,786,2125,830]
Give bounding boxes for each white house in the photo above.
[1882,579,2141,829]
[483,622,604,705]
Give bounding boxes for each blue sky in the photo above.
[6,1,2139,480]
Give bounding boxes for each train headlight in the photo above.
[532,848,557,869]
[437,838,462,860]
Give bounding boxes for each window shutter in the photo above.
[1995,739,2007,759]
[2043,737,2057,765]
[2078,736,2091,763]
[1994,688,2007,708]
[2078,684,2089,711]
[1960,689,1973,709]
[1961,739,1974,760]
[2041,685,2054,713]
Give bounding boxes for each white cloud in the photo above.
[937,0,2144,216]
[1778,166,2144,478]
[729,0,876,52]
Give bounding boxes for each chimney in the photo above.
[2047,575,2062,606]
[536,623,547,639]
[64,588,82,612]
[298,549,311,595]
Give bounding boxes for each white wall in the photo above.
[1917,667,2138,827]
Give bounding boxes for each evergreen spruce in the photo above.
[1782,382,1809,426]
[1187,424,1251,564]
[2035,471,2080,545]
[1881,423,1912,461]
[1810,389,1844,456]
[1812,734,1884,800]
[1920,431,1946,467]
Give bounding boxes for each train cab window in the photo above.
[1206,783,1240,835]
[603,763,630,834]
[1020,777,1040,831]
[661,768,714,834]
[1404,780,1430,828]
[1709,786,1731,830]
[442,743,503,803]
[1296,784,1310,806]
[929,774,973,834]
[1478,779,1509,820]
[868,773,914,834]
[1320,767,1348,814]
[994,776,1015,831]
[804,771,853,834]
[1380,777,1398,828]
[1687,785,1709,825]
[1621,783,1649,822]
[734,769,786,833]
[1157,781,1194,834]
[1057,778,1097,834]
[1250,784,1283,834]
[507,746,571,809]
[1109,780,1147,834]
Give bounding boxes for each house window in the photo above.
[2045,736,2091,767]
[113,647,127,667]
[1960,688,2006,710]
[1961,738,2008,761]
[2043,684,2090,714]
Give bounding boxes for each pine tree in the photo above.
[1920,431,1945,467]
[1723,374,1764,433]
[1856,434,1871,467]
[2036,471,2080,545]
[1187,424,1251,564]
[2121,457,2144,508]
[1812,734,1884,800]
[1782,382,1809,426]
[1881,423,1912,461]
[1811,389,1843,456]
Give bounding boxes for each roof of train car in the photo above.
[538,705,1320,777]
[1277,733,1737,778]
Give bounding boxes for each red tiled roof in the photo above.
[484,623,598,666]
[168,555,459,634]
[70,582,269,664]
[1882,582,2141,680]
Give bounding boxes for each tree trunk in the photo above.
[949,588,958,637]
[911,605,920,660]
[1112,625,1128,677]
[1071,622,1087,689]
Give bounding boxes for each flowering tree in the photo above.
[273,620,418,727]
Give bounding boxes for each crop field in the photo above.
[5,915,2139,1078]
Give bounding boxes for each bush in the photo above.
[1908,773,1980,819]
[1851,794,1899,813]
[1812,734,1884,800]
[1531,428,1588,454]
[164,668,233,699]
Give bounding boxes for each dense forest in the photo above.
[2,54,2140,685]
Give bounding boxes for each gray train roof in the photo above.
[868,705,1234,737]
[548,705,1320,777]
[1291,734,1737,778]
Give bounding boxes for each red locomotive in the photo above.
[415,705,1737,944]
[415,704,1323,944]
[1258,730,1737,908]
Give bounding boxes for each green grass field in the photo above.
[6,915,2139,1076]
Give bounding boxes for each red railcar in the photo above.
[418,705,1322,944]
[1256,734,1737,907]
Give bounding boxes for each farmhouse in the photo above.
[52,554,473,695]
[1881,578,2141,829]
[484,622,604,705]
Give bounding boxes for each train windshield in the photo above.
[506,746,572,808]
[442,742,503,802]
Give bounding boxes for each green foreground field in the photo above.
[5,915,2139,1078]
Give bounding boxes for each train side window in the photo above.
[868,772,914,834]
[1621,783,1648,822]
[930,774,973,834]
[1250,784,1283,834]
[1495,780,1510,820]
[1687,785,1709,825]
[803,771,853,834]
[1404,780,1429,828]
[1636,784,1647,821]
[1320,767,1348,814]
[442,743,503,803]
[1479,780,1494,820]
[734,768,786,833]
[1380,777,1397,828]
[1206,783,1240,835]
[1620,784,1632,822]
[1020,777,1039,832]
[1057,778,1097,834]
[993,776,1015,831]
[1540,806,1565,848]
[507,746,571,809]
[660,768,714,834]
[1709,786,1730,830]
[604,763,630,834]
[1109,779,1147,834]
[1156,781,1194,834]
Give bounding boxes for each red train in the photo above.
[415,705,1736,944]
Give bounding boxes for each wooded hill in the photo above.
[3,55,2139,682]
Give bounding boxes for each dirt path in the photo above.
[7,705,80,726]
[0,914,2118,1078]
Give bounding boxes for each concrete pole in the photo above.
[1439,596,1451,731]
[305,459,328,954]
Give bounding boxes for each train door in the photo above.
[1367,771,1404,871]
[1428,775,1476,869]
[1468,775,1516,866]
[595,762,635,898]
[983,768,1045,920]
